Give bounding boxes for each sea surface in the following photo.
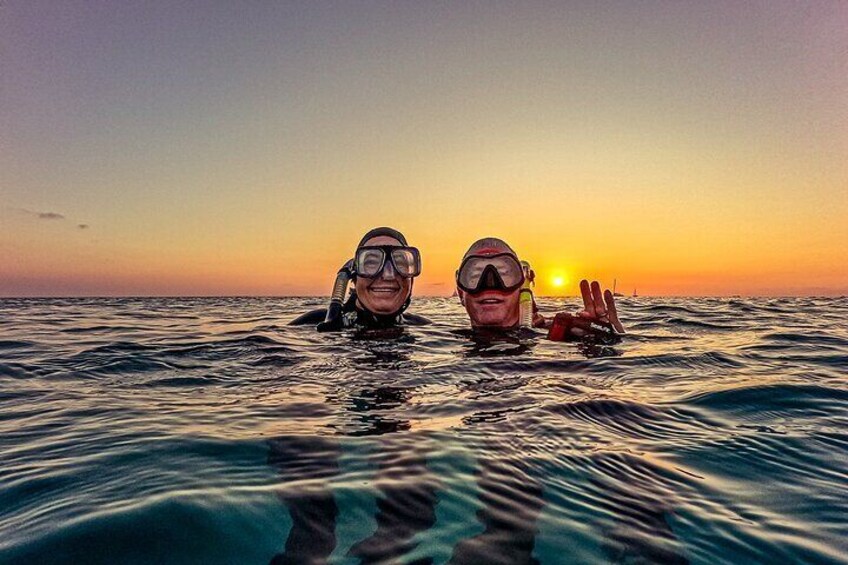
[0,297,846,564]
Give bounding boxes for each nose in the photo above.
[483,267,497,286]
[381,260,397,280]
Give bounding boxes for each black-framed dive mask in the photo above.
[354,246,421,278]
[456,253,525,294]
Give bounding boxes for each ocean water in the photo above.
[0,297,846,564]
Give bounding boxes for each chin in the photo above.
[363,293,405,314]
[469,308,511,327]
[373,304,403,315]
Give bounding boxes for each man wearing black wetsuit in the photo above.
[452,237,688,564]
[455,237,625,342]
[289,226,430,330]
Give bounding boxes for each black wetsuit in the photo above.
[288,300,431,329]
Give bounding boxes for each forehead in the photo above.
[463,247,515,261]
[470,247,507,256]
[363,235,403,247]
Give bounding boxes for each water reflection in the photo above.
[267,326,643,563]
[348,436,440,564]
[267,436,341,565]
[576,341,622,359]
[449,456,544,565]
[348,386,412,436]
[590,454,690,564]
[453,327,622,359]
[269,332,430,562]
[453,328,536,357]
[348,328,417,371]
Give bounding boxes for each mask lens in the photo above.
[356,248,386,277]
[458,259,484,289]
[391,248,419,277]
[458,254,523,291]
[494,258,523,287]
[356,246,420,278]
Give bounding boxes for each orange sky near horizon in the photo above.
[2,2,846,297]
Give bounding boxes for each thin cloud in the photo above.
[11,207,66,220]
[5,206,91,231]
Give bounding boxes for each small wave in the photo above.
[251,354,302,368]
[0,340,36,350]
[640,304,705,315]
[137,375,226,388]
[665,317,746,331]
[544,398,720,442]
[0,362,36,378]
[759,331,848,348]
[685,383,848,413]
[60,325,143,334]
[1,493,287,564]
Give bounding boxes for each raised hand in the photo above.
[578,279,625,334]
[546,280,625,342]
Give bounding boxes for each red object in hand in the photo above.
[547,313,574,341]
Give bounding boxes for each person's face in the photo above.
[355,235,413,315]
[459,287,521,328]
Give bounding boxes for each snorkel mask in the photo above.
[354,245,421,279]
[317,227,419,331]
[456,252,525,294]
[353,227,419,321]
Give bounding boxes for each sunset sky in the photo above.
[2,1,846,296]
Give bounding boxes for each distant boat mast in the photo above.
[613,278,624,297]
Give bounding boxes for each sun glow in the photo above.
[541,269,572,295]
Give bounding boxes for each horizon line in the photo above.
[1,294,845,300]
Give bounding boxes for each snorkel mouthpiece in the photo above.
[317,259,354,332]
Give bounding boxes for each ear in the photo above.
[457,288,466,306]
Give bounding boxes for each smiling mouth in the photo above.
[478,297,504,305]
[369,286,400,294]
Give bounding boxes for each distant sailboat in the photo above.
[612,279,624,297]
[632,288,638,298]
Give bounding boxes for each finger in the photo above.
[580,279,594,316]
[591,281,606,319]
[604,289,625,334]
[533,313,547,328]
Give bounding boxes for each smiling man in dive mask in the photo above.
[456,237,625,342]
[289,227,430,330]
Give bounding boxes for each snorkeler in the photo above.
[452,240,691,564]
[289,227,430,330]
[456,237,625,342]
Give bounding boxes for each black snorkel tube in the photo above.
[317,259,354,332]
